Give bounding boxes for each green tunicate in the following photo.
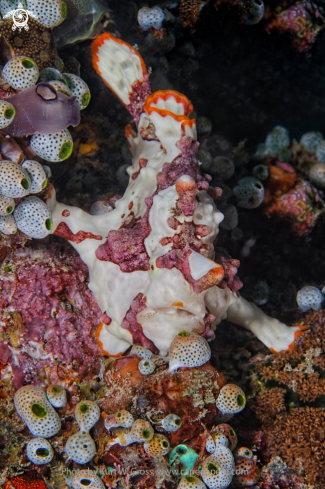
[61,2,67,18]
[52,0,109,48]
[237,394,245,407]
[169,444,199,476]
[31,402,47,418]
[36,448,49,457]
[4,266,12,272]
[21,178,30,190]
[81,91,90,107]
[52,386,61,393]
[142,429,151,439]
[59,141,73,160]
[22,58,34,69]
[42,180,48,189]
[79,403,90,414]
[178,330,189,337]
[4,108,15,120]
[6,206,13,214]
[45,219,53,231]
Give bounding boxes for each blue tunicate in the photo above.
[300,131,323,152]
[169,445,199,475]
[296,286,323,312]
[265,125,290,156]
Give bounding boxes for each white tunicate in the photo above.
[75,400,100,433]
[72,470,105,489]
[2,56,39,90]
[14,385,61,437]
[265,125,290,156]
[46,385,67,408]
[65,432,96,464]
[130,345,153,360]
[30,130,73,162]
[39,67,65,83]
[216,384,246,415]
[0,160,31,198]
[137,6,165,30]
[105,410,134,430]
[0,194,15,216]
[244,0,264,24]
[210,156,234,180]
[300,132,324,152]
[233,177,264,209]
[316,141,325,163]
[169,331,211,371]
[48,80,72,97]
[0,214,17,234]
[219,204,238,231]
[0,100,15,129]
[252,164,269,181]
[116,164,130,187]
[14,197,52,239]
[26,437,54,465]
[296,286,323,312]
[201,453,233,488]
[22,160,48,194]
[161,413,182,432]
[235,447,253,459]
[309,163,325,189]
[27,0,67,28]
[0,0,26,16]
[129,419,154,443]
[62,73,91,110]
[138,359,156,375]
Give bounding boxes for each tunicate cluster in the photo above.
[65,400,100,463]
[14,385,67,465]
[296,285,324,312]
[265,125,290,156]
[210,156,234,180]
[104,409,134,431]
[0,160,53,238]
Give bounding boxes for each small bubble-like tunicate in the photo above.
[39,67,65,83]
[278,147,292,162]
[71,470,105,489]
[252,164,269,181]
[210,156,234,180]
[216,384,246,415]
[161,414,182,432]
[129,419,154,443]
[46,385,67,408]
[26,437,54,465]
[255,142,269,159]
[316,141,325,163]
[0,160,31,198]
[144,434,170,457]
[27,0,67,28]
[296,286,323,312]
[14,197,52,239]
[196,117,212,138]
[168,331,211,372]
[62,74,91,110]
[201,454,233,488]
[14,385,61,437]
[137,6,165,30]
[309,163,325,190]
[0,100,15,129]
[244,0,264,24]
[116,164,130,187]
[233,177,264,209]
[243,278,269,306]
[105,409,134,430]
[2,56,39,90]
[178,476,207,489]
[235,447,253,459]
[65,432,96,464]
[0,194,14,216]
[130,345,154,360]
[215,424,238,451]
[30,129,73,162]
[75,400,100,433]
[48,80,72,97]
[300,131,324,152]
[138,359,156,375]
[265,125,290,156]
[198,148,212,172]
[0,214,17,234]
[219,204,238,231]
[22,161,47,194]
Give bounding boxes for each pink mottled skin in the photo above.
[215,248,243,292]
[121,293,159,353]
[0,244,102,387]
[126,76,152,124]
